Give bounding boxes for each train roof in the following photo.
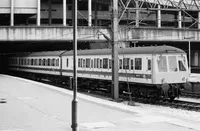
[15,45,185,57]
[62,45,185,56]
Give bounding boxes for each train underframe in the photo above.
[9,71,182,101]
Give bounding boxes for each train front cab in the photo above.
[152,53,189,100]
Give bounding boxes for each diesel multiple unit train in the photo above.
[8,45,189,100]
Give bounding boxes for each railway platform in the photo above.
[0,74,200,131]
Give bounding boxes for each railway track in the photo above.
[181,91,200,98]
[78,88,200,112]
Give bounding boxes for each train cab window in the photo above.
[94,58,97,68]
[109,59,112,69]
[148,59,151,70]
[119,59,122,69]
[135,58,142,70]
[91,59,94,68]
[103,58,108,69]
[131,59,134,70]
[157,56,167,72]
[66,58,69,67]
[97,58,100,68]
[100,59,103,68]
[86,58,90,68]
[56,59,59,66]
[178,56,186,71]
[123,58,130,69]
[168,56,178,72]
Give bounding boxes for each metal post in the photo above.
[10,0,14,26]
[37,0,41,26]
[135,0,139,27]
[63,0,66,26]
[71,0,78,131]
[48,0,52,25]
[178,10,182,29]
[198,11,200,29]
[88,0,92,26]
[189,41,191,73]
[112,0,119,99]
[157,4,161,28]
[94,0,98,26]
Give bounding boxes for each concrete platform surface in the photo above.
[0,74,200,131]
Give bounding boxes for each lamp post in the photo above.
[71,0,78,131]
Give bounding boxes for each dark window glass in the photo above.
[123,58,130,69]
[109,59,112,69]
[148,59,151,70]
[103,58,108,69]
[135,58,142,70]
[119,59,122,69]
[91,59,94,68]
[86,58,90,68]
[100,59,102,68]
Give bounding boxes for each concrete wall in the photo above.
[0,26,199,42]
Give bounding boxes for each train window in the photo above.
[157,56,167,72]
[28,59,31,65]
[47,59,50,66]
[94,58,97,68]
[119,59,122,69]
[109,59,112,69]
[178,56,186,71]
[91,59,94,68]
[86,58,90,68]
[131,59,134,70]
[123,58,130,69]
[148,59,151,70]
[51,59,55,66]
[31,59,34,65]
[97,58,100,68]
[100,59,103,68]
[39,59,41,66]
[168,56,177,72]
[80,58,83,68]
[66,58,69,67]
[56,59,59,66]
[103,58,108,69]
[42,59,45,66]
[83,59,86,68]
[135,58,142,70]
[78,58,81,67]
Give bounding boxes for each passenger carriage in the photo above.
[8,45,189,100]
